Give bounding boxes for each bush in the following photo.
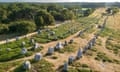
[34,10,55,28]
[9,21,36,34]
[95,52,112,62]
[51,56,58,59]
[81,64,89,68]
[78,68,93,72]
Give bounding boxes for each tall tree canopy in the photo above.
[34,10,55,28]
[9,21,36,34]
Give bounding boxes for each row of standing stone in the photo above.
[63,19,107,71]
[22,25,97,71]
[22,38,75,70]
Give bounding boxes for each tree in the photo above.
[0,9,7,23]
[47,4,63,12]
[34,16,44,28]
[34,10,55,28]
[8,7,38,22]
[9,21,36,34]
[0,24,9,34]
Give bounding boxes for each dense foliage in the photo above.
[0,3,94,35]
[34,10,55,28]
[9,21,36,34]
[0,24,9,34]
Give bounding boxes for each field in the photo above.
[0,8,120,72]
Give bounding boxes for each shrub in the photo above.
[81,64,89,68]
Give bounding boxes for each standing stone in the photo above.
[16,36,19,41]
[6,39,9,44]
[34,43,39,49]
[78,31,83,36]
[77,48,82,59]
[21,41,26,47]
[47,47,54,55]
[83,45,88,53]
[88,42,92,49]
[23,61,31,70]
[34,53,42,61]
[92,38,96,46]
[50,31,55,36]
[63,62,68,71]
[55,42,63,50]
[30,38,35,44]
[46,28,50,32]
[37,30,42,34]
[47,34,50,39]
[54,36,58,41]
[69,39,74,44]
[68,56,75,64]
[64,40,68,46]
[6,48,11,52]
[21,48,27,54]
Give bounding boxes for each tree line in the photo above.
[0,3,94,35]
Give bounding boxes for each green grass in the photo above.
[99,27,113,37]
[0,61,22,72]
[13,59,55,72]
[96,39,102,46]
[95,52,112,62]
[90,47,97,52]
[33,16,99,43]
[105,30,120,55]
[113,59,120,64]
[0,38,43,62]
[58,43,77,53]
